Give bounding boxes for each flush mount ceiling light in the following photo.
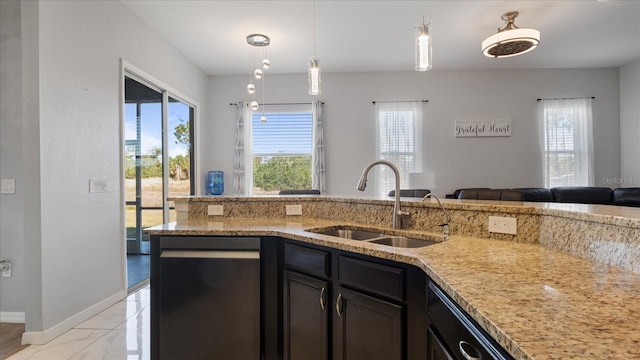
[482,11,540,58]
[246,34,270,47]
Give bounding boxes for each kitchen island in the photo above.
[146,196,640,359]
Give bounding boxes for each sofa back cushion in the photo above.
[550,187,612,204]
[612,188,640,207]
[459,189,523,201]
[514,188,555,202]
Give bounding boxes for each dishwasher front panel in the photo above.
[159,249,261,359]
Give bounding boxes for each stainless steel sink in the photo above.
[315,229,386,240]
[306,226,442,248]
[367,236,438,248]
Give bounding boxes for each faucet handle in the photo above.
[439,223,449,237]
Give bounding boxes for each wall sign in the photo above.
[454,118,511,137]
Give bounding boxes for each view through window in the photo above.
[375,102,423,197]
[540,98,594,188]
[251,105,313,195]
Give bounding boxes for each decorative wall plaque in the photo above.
[454,118,511,137]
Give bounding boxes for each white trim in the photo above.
[0,311,26,323]
[21,290,125,345]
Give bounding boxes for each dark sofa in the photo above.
[447,187,640,207]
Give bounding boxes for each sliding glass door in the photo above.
[124,75,194,256]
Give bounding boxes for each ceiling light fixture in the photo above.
[415,18,432,71]
[246,33,271,114]
[482,11,540,58]
[308,1,321,95]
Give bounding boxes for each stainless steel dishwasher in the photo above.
[155,236,261,360]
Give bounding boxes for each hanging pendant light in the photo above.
[246,33,271,112]
[308,57,320,95]
[415,19,432,71]
[482,11,540,58]
[308,1,321,95]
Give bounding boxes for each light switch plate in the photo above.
[286,204,303,216]
[208,205,224,216]
[488,216,517,235]
[1,179,15,194]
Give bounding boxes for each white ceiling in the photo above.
[121,0,640,75]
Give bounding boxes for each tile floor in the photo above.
[8,286,150,360]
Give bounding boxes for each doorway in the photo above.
[123,74,194,290]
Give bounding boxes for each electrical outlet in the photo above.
[488,216,517,235]
[208,205,224,216]
[286,204,303,216]
[89,179,108,193]
[1,179,16,194]
[0,260,11,278]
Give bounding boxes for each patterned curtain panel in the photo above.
[312,100,326,194]
[233,102,253,195]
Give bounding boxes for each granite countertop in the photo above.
[146,216,640,360]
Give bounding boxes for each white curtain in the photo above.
[374,101,423,197]
[538,98,594,187]
[232,102,253,195]
[312,100,326,194]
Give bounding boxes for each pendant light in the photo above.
[308,0,321,95]
[415,18,432,71]
[246,33,271,112]
[482,11,540,58]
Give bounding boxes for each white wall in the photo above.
[205,68,621,196]
[0,0,208,340]
[0,0,29,321]
[620,59,640,187]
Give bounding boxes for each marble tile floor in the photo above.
[8,286,151,360]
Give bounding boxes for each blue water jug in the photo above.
[207,171,224,195]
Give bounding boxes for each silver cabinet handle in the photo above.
[320,287,326,310]
[458,341,480,360]
[336,293,343,316]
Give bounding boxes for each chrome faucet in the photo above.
[422,193,450,237]
[357,160,409,229]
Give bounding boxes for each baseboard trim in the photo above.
[21,290,126,345]
[0,311,26,323]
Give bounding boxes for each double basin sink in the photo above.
[306,227,442,248]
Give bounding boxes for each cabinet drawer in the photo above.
[427,282,513,360]
[338,255,404,302]
[284,242,330,278]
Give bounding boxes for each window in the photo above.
[233,101,325,196]
[374,102,423,197]
[251,105,313,195]
[539,98,594,188]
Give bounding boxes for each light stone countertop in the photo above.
[146,215,640,360]
[151,196,640,358]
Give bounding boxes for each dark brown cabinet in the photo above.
[333,286,403,360]
[427,327,454,360]
[284,271,330,360]
[427,281,513,360]
[283,240,424,360]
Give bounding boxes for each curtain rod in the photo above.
[229,102,324,106]
[537,96,594,102]
[372,100,428,105]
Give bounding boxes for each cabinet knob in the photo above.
[336,293,343,316]
[458,341,481,360]
[320,287,326,310]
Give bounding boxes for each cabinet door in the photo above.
[427,326,455,360]
[284,271,330,360]
[333,287,403,360]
